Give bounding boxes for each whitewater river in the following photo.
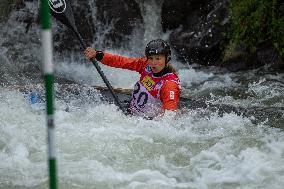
[1,56,284,189]
[1,1,284,188]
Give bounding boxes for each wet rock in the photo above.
[222,43,251,72]
[161,0,208,31]
[162,0,229,66]
[222,40,284,72]
[256,40,284,70]
[96,0,143,47]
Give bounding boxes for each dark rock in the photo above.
[163,0,229,66]
[222,43,250,71]
[161,1,193,31]
[170,25,223,65]
[96,0,143,47]
[223,40,284,72]
[225,56,250,72]
[162,0,209,31]
[256,40,284,70]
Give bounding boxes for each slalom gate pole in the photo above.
[40,0,57,189]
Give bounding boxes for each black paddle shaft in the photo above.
[47,0,125,113]
[73,29,125,112]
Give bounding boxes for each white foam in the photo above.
[1,86,284,188]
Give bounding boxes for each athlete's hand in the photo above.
[84,47,96,60]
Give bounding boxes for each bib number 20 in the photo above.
[132,83,148,108]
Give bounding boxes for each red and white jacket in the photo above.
[101,52,181,117]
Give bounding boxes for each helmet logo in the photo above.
[48,0,66,13]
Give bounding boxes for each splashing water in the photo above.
[1,86,284,189]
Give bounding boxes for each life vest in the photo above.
[129,65,180,118]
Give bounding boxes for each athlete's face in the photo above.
[147,54,166,73]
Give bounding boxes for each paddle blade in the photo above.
[48,0,77,32]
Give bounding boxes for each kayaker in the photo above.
[84,39,181,118]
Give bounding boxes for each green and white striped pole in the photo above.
[40,0,57,189]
